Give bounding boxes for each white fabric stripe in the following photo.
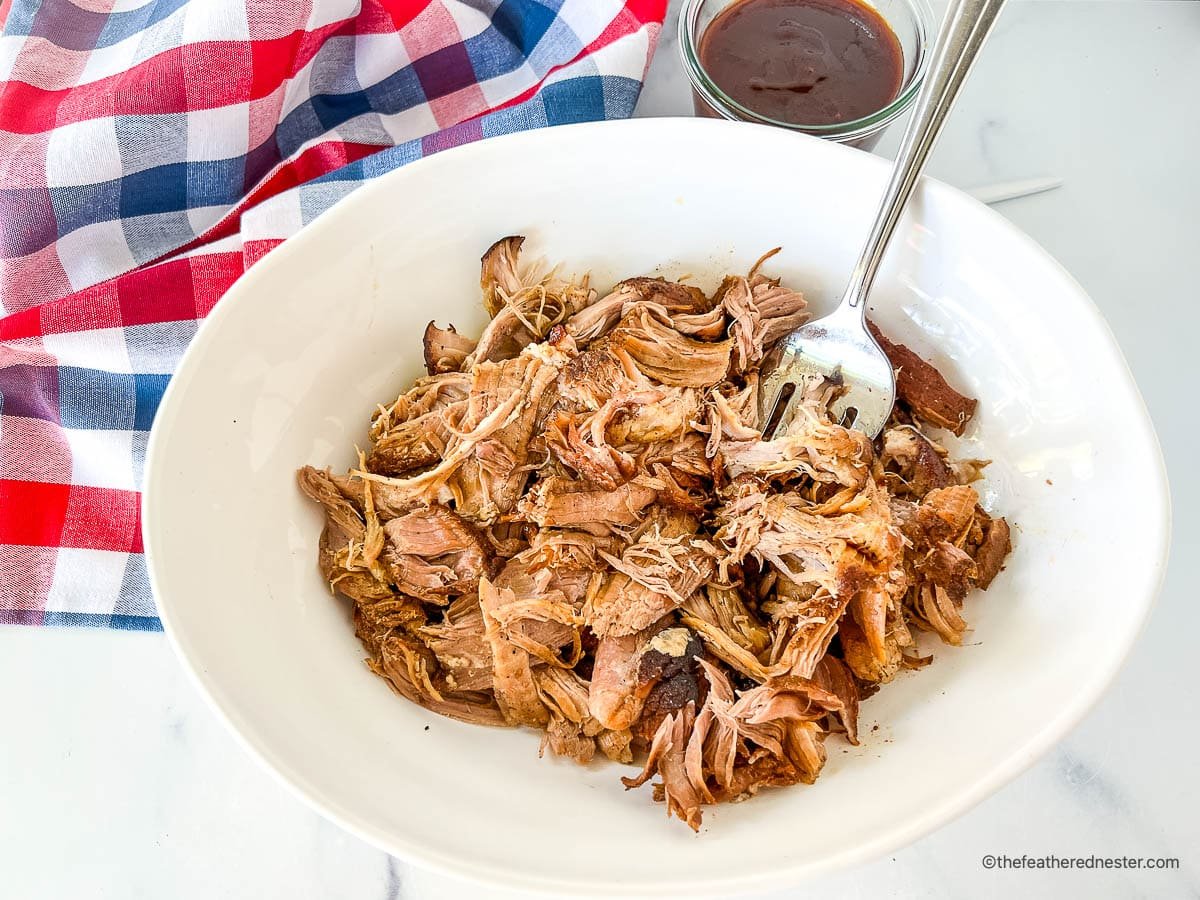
[185,102,251,161]
[124,321,196,374]
[554,0,628,46]
[54,221,139,294]
[41,326,132,374]
[352,32,411,90]
[442,2,494,42]
[45,547,130,614]
[180,0,250,45]
[304,0,361,31]
[476,58,540,109]
[187,204,229,236]
[78,31,142,85]
[544,25,652,85]
[0,34,19,81]
[46,117,124,187]
[64,429,137,491]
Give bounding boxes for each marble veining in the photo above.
[3,2,1198,898]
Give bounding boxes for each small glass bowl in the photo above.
[679,0,936,151]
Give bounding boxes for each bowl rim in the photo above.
[142,116,1172,897]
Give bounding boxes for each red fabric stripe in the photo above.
[0,480,69,546]
[189,252,247,319]
[116,258,198,327]
[0,480,143,552]
[0,20,358,134]
[622,0,668,26]
[375,0,434,31]
[586,1,665,57]
[11,245,244,339]
[63,484,142,553]
[242,238,285,268]
[0,307,42,341]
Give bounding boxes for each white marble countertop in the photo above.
[3,2,1197,897]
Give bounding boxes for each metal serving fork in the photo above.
[759,0,1009,439]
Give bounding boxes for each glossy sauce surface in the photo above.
[699,0,904,125]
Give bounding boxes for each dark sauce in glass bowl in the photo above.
[698,0,904,126]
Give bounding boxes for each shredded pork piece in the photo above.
[298,237,1014,831]
[588,623,661,731]
[381,506,489,602]
[715,268,808,373]
[423,321,477,375]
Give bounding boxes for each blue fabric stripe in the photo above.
[311,86,374,132]
[57,368,169,431]
[115,552,157,617]
[133,374,170,430]
[314,75,641,185]
[186,158,248,209]
[2,0,43,38]
[119,163,189,219]
[50,181,122,238]
[94,0,189,49]
[48,160,242,244]
[360,65,428,117]
[539,74,607,125]
[41,611,163,631]
[465,0,579,82]
[492,0,558,53]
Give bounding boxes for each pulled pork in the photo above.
[298,237,1013,831]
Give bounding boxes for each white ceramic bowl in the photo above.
[143,118,1169,896]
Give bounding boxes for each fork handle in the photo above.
[841,0,1009,312]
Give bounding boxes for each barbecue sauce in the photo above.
[699,0,904,126]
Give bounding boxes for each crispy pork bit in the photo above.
[973,515,1012,589]
[881,426,954,496]
[633,626,707,746]
[367,411,458,475]
[868,321,978,435]
[297,239,1014,830]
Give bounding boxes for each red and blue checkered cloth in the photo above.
[0,0,666,630]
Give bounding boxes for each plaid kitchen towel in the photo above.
[0,0,666,630]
